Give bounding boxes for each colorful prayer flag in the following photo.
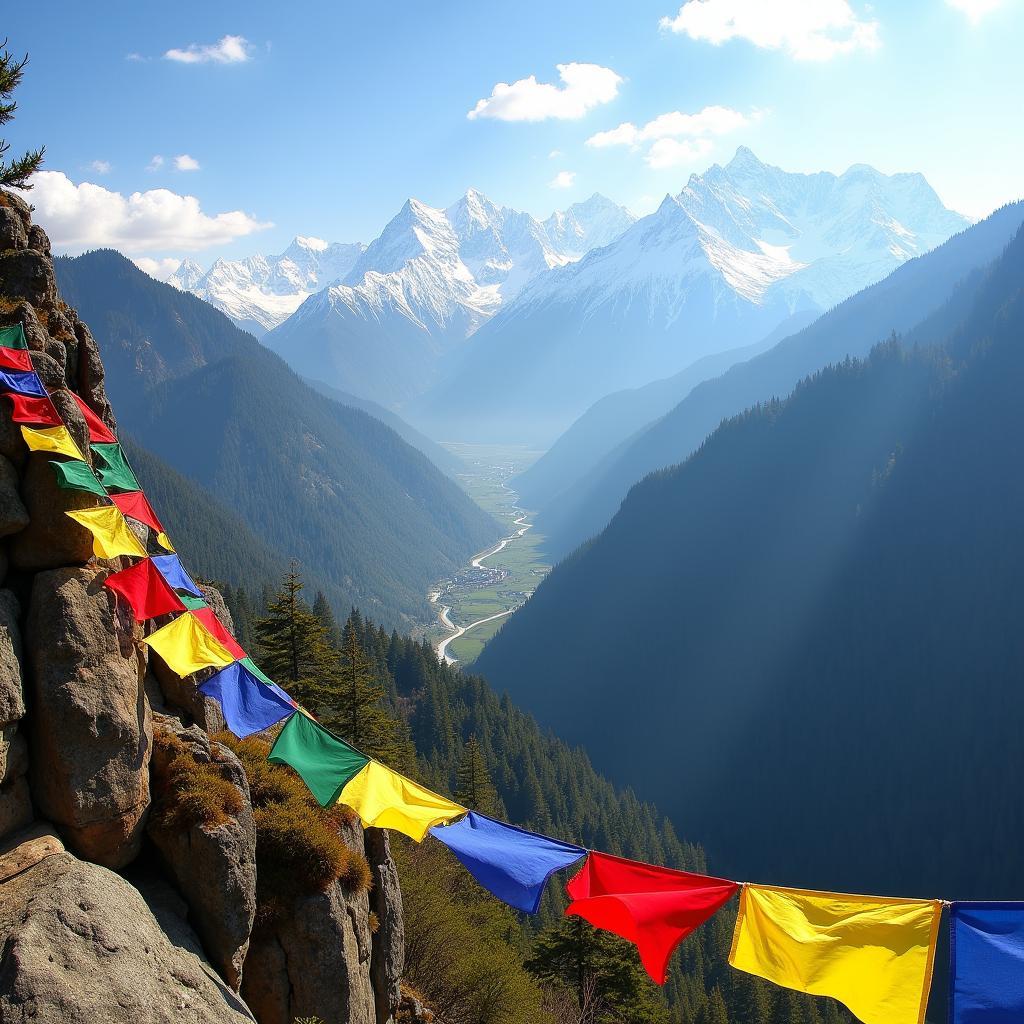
[151,553,203,597]
[71,393,117,443]
[267,712,370,806]
[190,605,246,660]
[338,759,464,841]
[0,346,33,372]
[729,885,942,1024]
[110,490,164,533]
[90,442,141,492]
[0,324,28,349]
[0,369,46,397]
[65,506,148,559]
[21,424,84,461]
[201,660,296,738]
[950,902,1024,1024]
[157,532,175,552]
[430,811,586,913]
[49,459,107,497]
[180,594,209,610]
[4,393,62,426]
[141,611,236,676]
[566,851,738,983]
[104,558,185,620]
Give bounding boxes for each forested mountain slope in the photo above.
[536,201,1024,558]
[54,251,499,627]
[477,223,1024,899]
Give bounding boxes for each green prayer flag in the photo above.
[242,656,275,687]
[0,324,28,350]
[90,442,141,493]
[180,594,209,611]
[49,459,108,497]
[267,712,369,807]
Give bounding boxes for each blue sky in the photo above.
[5,0,1022,274]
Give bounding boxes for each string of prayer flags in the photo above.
[729,885,942,1024]
[430,811,586,913]
[190,605,246,660]
[90,442,141,493]
[4,393,62,426]
[950,903,1024,1024]
[141,610,236,676]
[0,369,47,398]
[267,712,370,806]
[338,759,465,842]
[151,553,203,598]
[566,852,739,984]
[0,324,28,349]
[200,661,296,738]
[49,459,107,497]
[70,392,117,444]
[65,506,148,559]
[21,424,85,461]
[110,490,165,534]
[103,558,185,621]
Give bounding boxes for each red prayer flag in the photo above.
[565,852,738,984]
[71,392,117,443]
[190,607,246,661]
[0,347,34,373]
[111,490,164,533]
[104,558,186,621]
[4,392,61,426]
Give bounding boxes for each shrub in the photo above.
[151,727,244,831]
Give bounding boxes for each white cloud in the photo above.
[27,170,272,254]
[174,154,201,172]
[125,52,147,63]
[946,0,1003,22]
[660,0,880,61]
[549,171,577,189]
[468,63,623,122]
[134,256,182,281]
[147,155,164,172]
[548,149,564,159]
[164,34,253,64]
[89,160,112,175]
[646,137,715,169]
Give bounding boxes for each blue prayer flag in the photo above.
[430,811,586,914]
[0,369,46,398]
[199,660,295,738]
[951,902,1024,1024]
[151,553,203,598]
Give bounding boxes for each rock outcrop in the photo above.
[0,187,408,1024]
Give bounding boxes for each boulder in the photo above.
[0,249,59,309]
[73,320,116,429]
[26,567,151,867]
[0,822,64,884]
[0,588,24,724]
[0,726,27,785]
[28,348,67,390]
[0,775,32,839]
[0,851,257,1023]
[0,455,29,538]
[366,827,405,1024]
[0,203,28,251]
[148,719,256,991]
[242,879,377,1024]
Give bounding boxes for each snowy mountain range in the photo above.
[260,191,635,404]
[413,147,969,442]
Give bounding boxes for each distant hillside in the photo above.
[55,251,500,628]
[477,223,1024,898]
[536,201,1024,558]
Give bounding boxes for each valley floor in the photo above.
[428,443,550,665]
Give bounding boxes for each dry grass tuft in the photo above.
[151,728,244,831]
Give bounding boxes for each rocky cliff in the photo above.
[0,190,407,1024]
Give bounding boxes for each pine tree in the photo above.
[313,590,340,646]
[0,41,44,189]
[454,734,498,814]
[253,561,338,706]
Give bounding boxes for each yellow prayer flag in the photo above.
[156,532,175,552]
[338,759,465,841]
[141,611,235,677]
[729,885,942,1024]
[21,424,85,461]
[65,506,148,559]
